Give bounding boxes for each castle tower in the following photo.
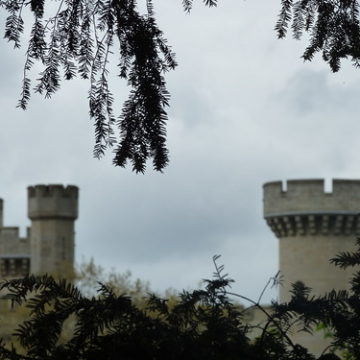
[0,199,3,228]
[263,179,360,303]
[27,185,79,276]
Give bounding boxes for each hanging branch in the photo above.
[0,0,217,173]
[276,0,360,72]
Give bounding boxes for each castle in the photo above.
[1,180,359,354]
[0,184,78,279]
[263,178,360,354]
[1,180,358,295]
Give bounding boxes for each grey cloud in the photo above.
[3,1,359,305]
[276,69,360,115]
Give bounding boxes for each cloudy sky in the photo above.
[1,0,360,304]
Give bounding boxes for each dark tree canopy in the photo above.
[1,0,360,172]
[3,244,360,359]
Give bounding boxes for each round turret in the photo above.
[27,184,79,276]
[28,185,78,220]
[263,178,360,355]
[264,179,360,238]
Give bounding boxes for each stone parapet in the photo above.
[0,227,30,255]
[263,179,360,216]
[263,178,360,355]
[28,185,78,220]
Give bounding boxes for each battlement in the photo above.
[28,185,78,199]
[28,184,79,220]
[263,179,360,217]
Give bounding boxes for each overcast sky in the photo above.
[1,0,360,304]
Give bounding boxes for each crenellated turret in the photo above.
[264,179,360,215]
[27,184,79,276]
[264,179,360,238]
[263,178,360,355]
[28,185,78,220]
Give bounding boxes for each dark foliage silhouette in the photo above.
[2,0,360,172]
[2,245,360,359]
[276,0,360,72]
[0,0,217,173]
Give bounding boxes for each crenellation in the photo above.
[0,184,78,279]
[264,179,360,301]
[264,178,360,355]
[286,179,324,195]
[264,179,360,216]
[28,185,78,199]
[0,227,20,238]
[332,179,360,194]
[28,185,78,220]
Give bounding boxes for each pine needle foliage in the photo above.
[275,0,360,72]
[5,251,360,359]
[270,238,360,359]
[0,0,216,173]
[2,0,360,171]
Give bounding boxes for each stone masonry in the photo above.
[0,185,78,279]
[263,178,360,354]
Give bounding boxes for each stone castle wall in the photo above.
[28,185,78,220]
[263,178,360,300]
[263,178,360,355]
[28,185,78,275]
[0,185,78,279]
[264,179,360,215]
